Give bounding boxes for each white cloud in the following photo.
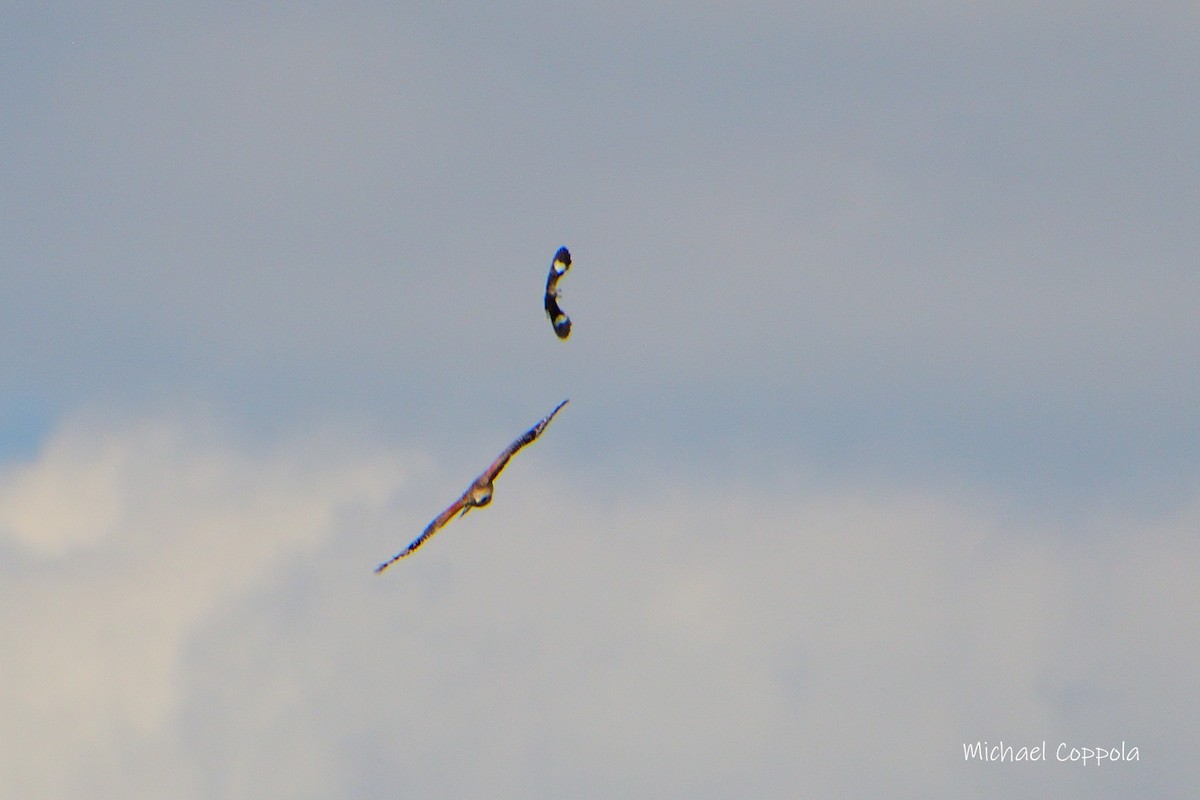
[0,415,406,798]
[0,416,1195,797]
[0,420,126,554]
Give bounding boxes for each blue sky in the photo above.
[2,3,1198,797]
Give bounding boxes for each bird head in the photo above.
[464,481,493,514]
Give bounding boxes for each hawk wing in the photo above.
[374,488,470,573]
[544,246,572,339]
[480,398,569,483]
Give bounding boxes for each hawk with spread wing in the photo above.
[375,399,569,572]
[544,246,573,339]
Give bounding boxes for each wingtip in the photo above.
[374,546,413,574]
[552,314,572,339]
[550,247,572,277]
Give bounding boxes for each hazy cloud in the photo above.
[0,415,405,797]
[2,416,1196,797]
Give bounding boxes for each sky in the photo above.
[2,2,1198,797]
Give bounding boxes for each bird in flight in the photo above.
[375,399,569,572]
[544,246,573,339]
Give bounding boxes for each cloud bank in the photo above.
[2,415,1195,797]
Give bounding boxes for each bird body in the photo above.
[544,246,573,339]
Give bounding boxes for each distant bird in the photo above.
[544,246,573,339]
[375,399,569,572]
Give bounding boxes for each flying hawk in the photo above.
[375,399,569,572]
[544,246,573,339]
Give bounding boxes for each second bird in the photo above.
[544,246,573,339]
